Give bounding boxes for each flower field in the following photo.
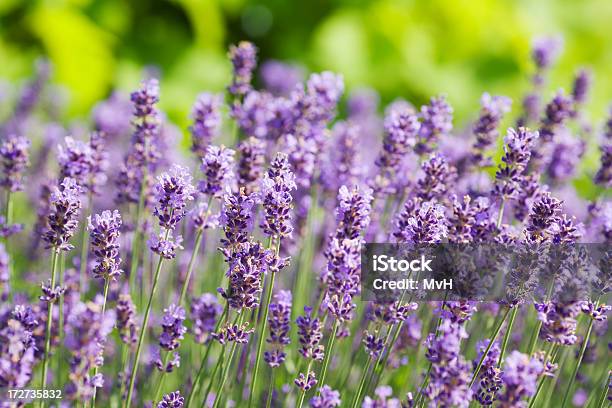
[0,36,610,408]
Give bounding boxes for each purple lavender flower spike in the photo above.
[538,90,574,142]
[0,305,38,389]
[534,302,580,345]
[228,41,258,96]
[42,177,82,252]
[149,231,183,260]
[117,293,139,346]
[572,68,592,106]
[394,200,447,244]
[295,371,317,391]
[88,210,123,281]
[264,290,292,368]
[260,152,296,239]
[237,136,266,194]
[321,121,363,192]
[157,390,184,408]
[0,135,30,192]
[471,93,512,166]
[296,306,324,362]
[363,331,385,358]
[334,185,373,240]
[199,145,236,198]
[545,128,585,182]
[58,136,94,189]
[310,385,341,408]
[473,339,502,405]
[531,35,563,71]
[153,164,196,231]
[159,304,187,351]
[416,95,453,156]
[303,71,344,124]
[212,321,255,344]
[92,92,132,138]
[0,244,8,301]
[492,127,538,201]
[191,293,222,343]
[190,93,223,159]
[525,192,563,244]
[595,108,612,187]
[260,60,304,96]
[219,188,258,252]
[87,131,109,194]
[363,386,401,408]
[231,90,277,139]
[498,351,543,407]
[0,215,23,238]
[416,153,456,201]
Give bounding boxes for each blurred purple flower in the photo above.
[191,293,222,343]
[260,60,304,96]
[190,93,223,159]
[42,177,82,252]
[260,152,296,239]
[237,136,266,194]
[265,290,292,368]
[0,135,30,192]
[310,385,341,408]
[228,41,258,96]
[199,145,235,198]
[88,210,123,281]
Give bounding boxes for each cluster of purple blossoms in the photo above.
[116,293,138,346]
[199,145,235,198]
[363,330,385,358]
[228,42,258,97]
[219,189,258,253]
[92,92,132,138]
[157,390,184,408]
[572,68,592,106]
[471,93,512,166]
[0,134,30,192]
[415,95,453,156]
[524,192,563,244]
[260,152,296,239]
[394,200,447,244]
[310,385,341,408]
[498,351,544,407]
[531,36,563,72]
[190,293,222,344]
[155,304,187,372]
[260,60,304,96]
[64,297,116,400]
[0,244,8,300]
[538,91,574,143]
[190,93,222,159]
[416,153,456,201]
[58,136,95,189]
[237,136,266,194]
[448,195,496,243]
[264,290,292,367]
[42,177,82,252]
[333,185,373,240]
[473,339,502,405]
[545,128,586,182]
[373,104,419,195]
[116,78,161,205]
[212,321,254,345]
[321,121,363,193]
[492,127,538,202]
[534,302,580,345]
[594,108,612,187]
[296,306,324,361]
[295,370,318,392]
[0,305,38,390]
[88,210,123,281]
[192,201,219,231]
[362,386,401,408]
[149,165,195,259]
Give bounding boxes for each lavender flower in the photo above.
[0,244,7,301]
[545,129,585,182]
[264,290,292,367]
[498,351,543,407]
[88,210,123,281]
[538,91,574,142]
[0,135,30,192]
[492,127,538,201]
[212,321,254,344]
[199,145,236,198]
[190,293,222,343]
[0,215,22,238]
[416,153,455,201]
[416,95,453,156]
[87,131,109,194]
[228,41,258,96]
[42,177,82,251]
[394,200,447,244]
[237,137,266,194]
[296,306,324,361]
[525,192,562,243]
[595,108,612,187]
[153,165,196,230]
[92,92,132,137]
[219,189,258,252]
[362,386,401,408]
[531,36,563,71]
[155,304,187,372]
[149,231,183,260]
[157,390,184,408]
[534,302,580,345]
[116,294,138,346]
[190,93,222,159]
[310,385,341,408]
[471,93,512,166]
[260,60,304,96]
[363,331,385,358]
[260,152,296,239]
[473,340,502,405]
[572,69,592,106]
[321,121,363,192]
[295,370,317,391]
[333,185,373,240]
[58,136,94,189]
[0,305,38,389]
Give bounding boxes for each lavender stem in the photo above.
[497,306,518,367]
[40,249,59,408]
[91,278,110,407]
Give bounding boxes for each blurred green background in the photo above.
[1,0,612,127]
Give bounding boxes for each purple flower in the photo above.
[321,121,364,192]
[0,244,8,301]
[538,91,574,142]
[88,210,123,281]
[416,153,455,201]
[534,302,580,345]
[116,294,138,346]
[39,279,65,303]
[192,201,219,231]
[362,386,401,408]
[310,385,341,408]
[302,71,344,124]
[157,390,184,408]
[492,127,538,201]
[531,35,563,70]
[58,136,94,189]
[448,195,496,243]
[190,293,222,343]
[228,41,258,96]
[260,60,304,96]
[295,370,317,391]
[0,135,30,192]
[324,237,361,300]
[545,129,585,182]
[525,192,562,243]
[42,177,82,252]
[212,321,254,344]
[0,215,23,238]
[296,306,324,361]
[0,305,38,389]
[498,351,543,406]
[416,95,453,156]
[260,152,296,239]
[199,145,236,198]
[264,290,292,368]
[393,200,447,244]
[363,331,385,358]
[92,92,132,137]
[87,131,109,194]
[153,165,196,230]
[572,69,592,105]
[219,189,258,252]
[149,231,183,260]
[471,93,512,166]
[231,90,281,139]
[237,136,266,194]
[190,93,223,159]
[473,339,502,405]
[159,304,187,351]
[333,185,373,240]
[595,108,612,187]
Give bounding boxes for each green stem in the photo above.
[125,244,168,408]
[296,360,314,408]
[154,351,173,403]
[469,307,510,387]
[129,168,149,306]
[202,348,225,407]
[212,315,244,408]
[351,356,372,408]
[266,369,276,408]
[40,249,59,408]
[593,370,611,408]
[178,227,204,306]
[497,306,518,367]
[3,189,13,301]
[561,313,597,407]
[496,198,505,229]
[318,319,339,391]
[91,278,110,407]
[528,344,556,408]
[79,192,93,298]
